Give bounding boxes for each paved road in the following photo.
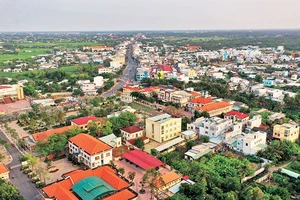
[0,129,42,200]
[101,44,138,97]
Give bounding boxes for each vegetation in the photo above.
[0,179,24,200]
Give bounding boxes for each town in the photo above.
[1,30,300,200]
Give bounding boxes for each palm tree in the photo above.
[128,171,136,183]
[118,167,125,176]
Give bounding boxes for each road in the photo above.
[0,129,42,200]
[101,44,138,97]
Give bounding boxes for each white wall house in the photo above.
[236,131,267,155]
[94,76,104,88]
[199,117,233,138]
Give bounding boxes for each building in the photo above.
[235,131,267,155]
[273,123,299,142]
[93,76,104,88]
[98,66,113,74]
[121,149,164,170]
[0,85,24,103]
[155,137,185,154]
[0,163,9,179]
[83,46,114,52]
[146,113,182,143]
[224,110,249,125]
[246,115,262,130]
[120,126,144,141]
[42,165,137,200]
[196,101,232,117]
[71,116,105,130]
[184,143,215,160]
[158,90,194,106]
[199,117,233,138]
[187,97,213,112]
[81,83,97,93]
[68,134,113,169]
[263,79,275,87]
[179,130,197,140]
[24,126,75,151]
[99,134,122,148]
[153,171,181,192]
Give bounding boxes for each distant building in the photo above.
[83,46,114,52]
[273,123,299,142]
[99,134,122,148]
[98,66,113,74]
[146,113,182,143]
[93,76,104,88]
[196,101,232,117]
[224,110,249,125]
[184,143,215,160]
[68,134,113,169]
[120,126,144,141]
[154,171,181,192]
[71,116,105,130]
[0,163,9,180]
[246,115,262,130]
[0,85,24,103]
[263,79,275,87]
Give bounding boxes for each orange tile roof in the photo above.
[123,86,140,91]
[42,179,77,200]
[32,126,75,142]
[154,171,181,188]
[188,91,202,97]
[102,189,136,200]
[189,97,213,104]
[197,101,231,112]
[69,134,112,155]
[0,163,8,174]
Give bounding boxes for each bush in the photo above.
[246,155,264,163]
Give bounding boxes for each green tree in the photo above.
[101,121,113,136]
[0,179,24,200]
[134,137,145,150]
[36,134,67,156]
[127,171,136,183]
[254,74,263,83]
[118,167,125,176]
[142,168,164,199]
[151,148,159,156]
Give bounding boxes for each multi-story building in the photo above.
[0,84,24,103]
[273,123,299,142]
[99,134,122,148]
[224,110,249,125]
[146,113,182,143]
[246,115,262,130]
[68,134,113,169]
[83,46,114,52]
[199,117,233,138]
[71,116,105,130]
[236,131,267,155]
[158,90,193,106]
[196,101,232,117]
[187,97,213,112]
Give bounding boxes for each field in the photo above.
[0,48,51,62]
[18,41,99,48]
[163,36,227,42]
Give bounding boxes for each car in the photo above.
[11,143,15,147]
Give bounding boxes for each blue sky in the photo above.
[0,0,299,31]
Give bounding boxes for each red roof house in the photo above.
[225,110,249,120]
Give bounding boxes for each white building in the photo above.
[68,134,113,169]
[246,115,262,130]
[98,67,113,74]
[99,134,122,148]
[199,117,233,138]
[93,76,104,88]
[235,131,267,155]
[81,83,96,93]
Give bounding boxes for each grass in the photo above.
[130,102,156,113]
[19,41,99,48]
[285,160,300,174]
[0,48,51,62]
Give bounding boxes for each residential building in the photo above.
[68,134,113,169]
[0,85,24,103]
[184,143,216,160]
[154,171,181,192]
[268,113,286,121]
[246,115,262,129]
[158,90,193,106]
[0,163,9,179]
[93,76,104,88]
[42,166,137,200]
[199,117,233,138]
[120,126,144,141]
[235,131,267,155]
[98,66,113,74]
[81,83,96,93]
[273,123,299,142]
[99,134,122,148]
[179,130,197,140]
[187,117,206,134]
[83,46,114,52]
[71,116,105,130]
[224,110,249,125]
[146,113,182,143]
[187,97,213,112]
[155,137,185,154]
[263,79,275,87]
[196,101,232,117]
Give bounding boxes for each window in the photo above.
[152,124,154,133]
[95,156,100,160]
[245,143,248,146]
[106,153,110,157]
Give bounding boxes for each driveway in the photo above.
[0,128,42,200]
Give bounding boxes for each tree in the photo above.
[73,89,84,97]
[36,134,67,156]
[0,179,24,200]
[243,187,266,200]
[101,121,113,136]
[142,168,164,199]
[23,153,39,171]
[151,148,159,156]
[182,117,192,131]
[87,121,101,137]
[118,167,125,176]
[254,74,263,83]
[134,137,145,150]
[35,162,49,184]
[23,85,37,97]
[128,171,136,183]
[199,135,210,143]
[186,140,195,150]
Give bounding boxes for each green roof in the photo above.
[281,168,300,179]
[72,176,115,200]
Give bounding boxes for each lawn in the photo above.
[0,48,51,62]
[130,102,156,113]
[285,160,300,174]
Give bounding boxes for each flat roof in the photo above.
[122,149,164,170]
[147,113,172,123]
[99,134,118,143]
[180,130,196,136]
[155,137,185,152]
[281,168,300,179]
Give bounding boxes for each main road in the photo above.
[0,129,42,200]
[101,44,138,97]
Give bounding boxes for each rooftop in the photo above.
[197,101,231,112]
[69,134,112,155]
[155,137,185,152]
[189,97,213,104]
[32,126,75,142]
[0,163,8,174]
[225,110,249,119]
[71,116,101,126]
[147,113,173,124]
[120,126,143,134]
[154,171,181,188]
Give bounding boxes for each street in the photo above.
[0,129,42,200]
[101,44,138,97]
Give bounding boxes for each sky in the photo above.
[0,0,300,32]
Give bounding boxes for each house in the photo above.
[42,165,137,200]
[187,97,213,112]
[263,79,275,87]
[99,134,122,148]
[224,110,249,125]
[179,130,197,140]
[196,101,232,117]
[246,115,262,130]
[235,131,267,155]
[0,163,9,180]
[98,67,113,74]
[120,126,144,141]
[71,116,105,130]
[158,90,193,106]
[81,83,97,93]
[24,126,75,151]
[93,76,104,88]
[155,137,185,154]
[273,123,299,142]
[145,113,182,143]
[268,113,286,121]
[68,134,113,169]
[154,171,181,192]
[184,143,216,160]
[187,117,206,134]
[199,117,233,138]
[83,46,114,52]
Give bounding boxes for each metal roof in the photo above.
[155,137,185,152]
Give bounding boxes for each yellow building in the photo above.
[146,113,182,143]
[0,163,9,180]
[0,85,24,102]
[273,123,299,142]
[187,69,197,78]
